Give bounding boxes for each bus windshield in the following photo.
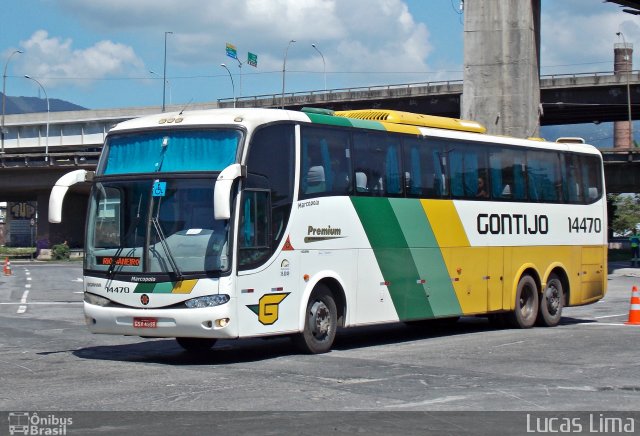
[85,178,229,275]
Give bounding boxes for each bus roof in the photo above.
[108,107,601,157]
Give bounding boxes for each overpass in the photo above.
[1,70,639,247]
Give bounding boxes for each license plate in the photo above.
[133,317,157,328]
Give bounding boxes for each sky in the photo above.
[1,0,639,113]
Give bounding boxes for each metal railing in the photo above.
[0,151,100,169]
[217,70,640,105]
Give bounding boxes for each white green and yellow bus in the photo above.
[49,107,607,354]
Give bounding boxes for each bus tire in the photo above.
[537,274,564,327]
[176,337,217,353]
[293,284,337,354]
[508,275,539,329]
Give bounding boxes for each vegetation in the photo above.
[0,246,36,256]
[51,243,70,260]
[610,193,640,236]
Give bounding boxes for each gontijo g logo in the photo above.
[246,293,290,325]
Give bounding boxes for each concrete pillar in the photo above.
[614,42,633,149]
[462,0,541,138]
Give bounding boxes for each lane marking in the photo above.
[26,277,31,281]
[581,322,627,326]
[25,284,31,289]
[72,278,83,283]
[16,305,27,314]
[594,314,627,319]
[73,291,84,294]
[20,291,29,304]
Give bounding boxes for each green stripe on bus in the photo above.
[351,197,434,320]
[133,282,174,293]
[388,198,462,317]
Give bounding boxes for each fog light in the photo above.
[216,318,230,327]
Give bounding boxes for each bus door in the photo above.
[235,189,299,337]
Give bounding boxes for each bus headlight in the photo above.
[84,292,111,307]
[184,294,230,308]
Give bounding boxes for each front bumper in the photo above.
[84,301,238,339]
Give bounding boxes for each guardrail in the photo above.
[218,70,640,105]
[0,151,100,169]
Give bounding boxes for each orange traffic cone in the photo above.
[3,257,12,276]
[626,286,640,325]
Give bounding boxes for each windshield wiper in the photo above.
[150,217,183,280]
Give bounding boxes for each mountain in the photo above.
[0,92,87,114]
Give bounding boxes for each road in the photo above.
[0,260,639,435]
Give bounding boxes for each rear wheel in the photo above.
[537,274,564,327]
[292,284,337,354]
[176,337,217,353]
[508,275,539,328]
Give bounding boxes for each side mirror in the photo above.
[49,169,94,223]
[214,164,246,220]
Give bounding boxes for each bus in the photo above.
[49,107,607,354]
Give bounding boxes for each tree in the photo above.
[611,194,640,236]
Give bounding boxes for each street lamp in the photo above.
[220,63,236,108]
[234,57,243,100]
[149,70,171,105]
[311,43,327,91]
[617,31,633,146]
[2,50,23,154]
[162,31,173,112]
[24,75,49,161]
[281,39,296,109]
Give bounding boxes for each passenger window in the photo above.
[489,148,526,201]
[581,155,603,203]
[300,126,352,198]
[448,144,489,199]
[403,138,448,198]
[353,132,402,196]
[526,150,562,202]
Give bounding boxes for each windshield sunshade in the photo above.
[101,130,241,175]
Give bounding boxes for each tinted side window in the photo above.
[448,144,489,199]
[353,132,403,197]
[581,155,603,203]
[403,137,448,198]
[489,148,526,201]
[300,126,352,199]
[526,150,562,202]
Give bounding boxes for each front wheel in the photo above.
[292,284,337,354]
[508,275,539,329]
[537,274,564,327]
[176,337,217,353]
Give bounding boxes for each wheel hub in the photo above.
[310,300,331,340]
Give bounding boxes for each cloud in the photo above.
[54,0,433,78]
[541,3,640,74]
[14,30,144,88]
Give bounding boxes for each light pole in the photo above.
[150,70,171,105]
[235,57,243,100]
[2,50,23,154]
[162,31,173,112]
[617,31,633,146]
[311,43,326,91]
[281,39,296,109]
[220,63,236,108]
[24,75,49,161]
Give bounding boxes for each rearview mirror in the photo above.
[213,164,246,220]
[49,169,94,223]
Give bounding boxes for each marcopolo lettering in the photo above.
[477,213,549,235]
